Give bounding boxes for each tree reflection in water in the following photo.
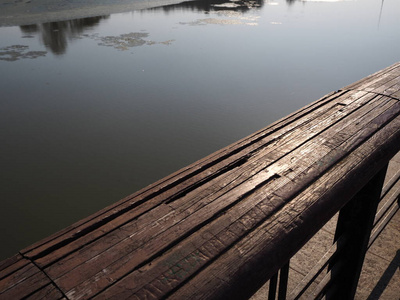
[17,0,299,55]
[151,0,264,14]
[20,16,109,55]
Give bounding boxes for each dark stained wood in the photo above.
[268,273,278,300]
[0,254,23,273]
[0,261,63,300]
[278,262,289,300]
[326,164,388,300]
[24,284,63,300]
[0,255,28,281]
[0,262,38,293]
[1,62,400,300]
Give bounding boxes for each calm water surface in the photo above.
[1,0,399,260]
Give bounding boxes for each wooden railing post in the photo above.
[326,164,389,300]
[268,262,289,300]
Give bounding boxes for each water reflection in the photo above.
[15,0,267,56]
[19,16,109,55]
[153,0,264,13]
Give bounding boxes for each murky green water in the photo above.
[0,0,399,260]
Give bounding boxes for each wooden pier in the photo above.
[1,62,400,300]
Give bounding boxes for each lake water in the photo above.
[0,0,399,260]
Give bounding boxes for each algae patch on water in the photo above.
[87,32,175,51]
[0,45,47,61]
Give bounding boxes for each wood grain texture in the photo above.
[0,261,63,300]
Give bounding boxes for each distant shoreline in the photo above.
[0,0,186,26]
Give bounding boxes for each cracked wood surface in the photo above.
[1,62,400,300]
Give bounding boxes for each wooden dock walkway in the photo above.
[1,63,400,300]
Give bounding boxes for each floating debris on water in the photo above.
[180,14,260,26]
[97,32,149,50]
[159,40,175,45]
[184,18,243,25]
[0,45,47,61]
[88,32,174,51]
[0,31,175,60]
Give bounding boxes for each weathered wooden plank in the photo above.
[44,91,381,293]
[0,262,38,293]
[24,283,63,300]
[63,174,287,298]
[391,90,400,100]
[320,98,400,152]
[0,254,23,273]
[368,74,400,96]
[166,113,400,300]
[0,255,29,281]
[0,262,50,300]
[60,152,312,296]
[155,105,396,300]
[87,96,400,299]
[387,82,400,99]
[363,73,400,93]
